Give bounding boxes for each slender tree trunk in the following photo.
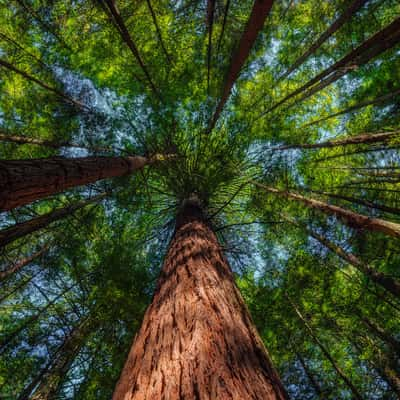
[113,197,288,399]
[287,297,363,400]
[0,128,111,152]
[296,352,324,398]
[208,0,275,133]
[361,317,400,357]
[262,17,400,115]
[255,183,400,238]
[206,0,216,94]
[102,0,160,98]
[0,59,85,109]
[300,223,400,298]
[307,189,400,216]
[28,319,93,400]
[0,280,80,353]
[279,0,368,81]
[216,0,230,51]
[0,194,106,247]
[0,155,151,211]
[145,0,172,64]
[274,130,400,151]
[0,245,49,281]
[304,87,400,127]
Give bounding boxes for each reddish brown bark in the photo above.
[113,198,288,399]
[208,0,274,133]
[255,183,400,239]
[0,156,149,211]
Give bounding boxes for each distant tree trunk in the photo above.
[102,0,160,98]
[0,194,106,247]
[274,130,400,151]
[207,0,275,133]
[361,317,400,357]
[27,319,93,400]
[307,189,400,216]
[262,17,400,115]
[304,88,400,127]
[0,129,111,152]
[303,225,400,298]
[0,245,49,281]
[296,352,324,398]
[279,0,368,81]
[255,183,400,238]
[0,59,84,109]
[287,296,363,400]
[0,155,151,211]
[113,197,288,399]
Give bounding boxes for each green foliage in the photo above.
[1,0,399,398]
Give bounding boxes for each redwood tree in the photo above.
[113,197,288,399]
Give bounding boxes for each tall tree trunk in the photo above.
[296,352,324,398]
[279,0,368,81]
[0,155,151,211]
[261,17,400,116]
[304,87,400,127]
[0,245,49,281]
[287,296,363,400]
[0,59,85,109]
[0,194,106,247]
[207,0,274,133]
[361,316,400,357]
[298,222,400,299]
[0,128,111,152]
[206,0,216,94]
[102,0,160,98]
[307,189,400,216]
[145,0,172,64]
[274,130,400,151]
[27,318,93,400]
[255,183,400,238]
[113,197,288,399]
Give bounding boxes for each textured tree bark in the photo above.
[255,183,400,238]
[113,198,288,399]
[0,156,149,211]
[0,194,106,247]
